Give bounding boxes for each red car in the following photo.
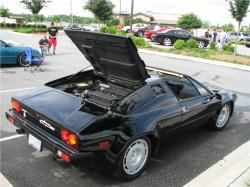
[145,27,167,40]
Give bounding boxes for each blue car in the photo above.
[0,40,41,66]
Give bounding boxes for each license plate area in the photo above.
[28,134,42,151]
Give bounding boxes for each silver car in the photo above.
[226,32,249,42]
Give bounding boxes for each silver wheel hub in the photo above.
[199,41,204,48]
[216,105,230,128]
[163,38,171,46]
[123,139,148,175]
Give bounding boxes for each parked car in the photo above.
[0,40,41,66]
[122,23,148,33]
[133,24,156,37]
[225,32,249,42]
[153,29,209,48]
[6,30,237,181]
[145,27,167,40]
[246,37,250,47]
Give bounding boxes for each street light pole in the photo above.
[129,0,134,32]
[119,0,121,25]
[70,0,73,25]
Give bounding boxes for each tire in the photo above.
[137,31,144,37]
[115,137,151,181]
[198,41,205,48]
[18,53,30,67]
[209,103,231,130]
[246,44,250,48]
[126,29,131,33]
[162,38,172,46]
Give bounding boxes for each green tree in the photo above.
[50,15,61,23]
[221,23,235,32]
[0,6,11,23]
[20,0,50,28]
[34,14,45,25]
[84,0,114,24]
[227,0,250,54]
[177,13,202,30]
[202,20,211,28]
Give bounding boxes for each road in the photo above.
[0,30,250,187]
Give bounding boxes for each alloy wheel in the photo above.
[216,104,230,128]
[163,38,171,46]
[123,139,149,175]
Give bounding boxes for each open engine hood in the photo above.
[65,30,149,86]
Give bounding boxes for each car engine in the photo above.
[55,79,133,109]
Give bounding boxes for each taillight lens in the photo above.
[11,99,22,113]
[60,128,78,148]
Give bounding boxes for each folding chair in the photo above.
[23,48,44,73]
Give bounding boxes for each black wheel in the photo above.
[162,38,172,46]
[209,103,231,130]
[126,29,131,33]
[18,53,30,67]
[137,31,144,37]
[246,44,250,48]
[198,41,205,48]
[115,137,151,181]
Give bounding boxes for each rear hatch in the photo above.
[15,87,105,135]
[64,29,149,86]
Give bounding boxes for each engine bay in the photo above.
[54,78,133,109]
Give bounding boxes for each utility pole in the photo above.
[119,0,121,25]
[70,0,73,25]
[129,0,134,32]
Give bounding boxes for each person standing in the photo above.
[48,22,58,55]
[38,35,49,56]
[211,29,217,43]
[220,29,227,46]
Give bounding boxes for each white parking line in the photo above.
[0,134,24,142]
[0,173,13,187]
[0,87,36,93]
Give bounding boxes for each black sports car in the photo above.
[153,29,209,48]
[6,30,236,180]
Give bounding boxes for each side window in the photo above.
[166,77,200,100]
[192,81,210,96]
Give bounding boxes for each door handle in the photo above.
[202,98,211,104]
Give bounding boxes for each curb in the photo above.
[138,49,250,72]
[183,141,250,187]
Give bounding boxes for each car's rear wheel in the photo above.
[163,38,172,46]
[137,31,144,37]
[209,103,231,130]
[18,53,30,67]
[115,137,151,181]
[198,41,205,48]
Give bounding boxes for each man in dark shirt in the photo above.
[48,22,58,55]
[39,35,49,56]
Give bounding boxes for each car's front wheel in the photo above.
[115,137,151,181]
[198,41,205,48]
[137,31,144,37]
[162,38,172,46]
[18,53,30,67]
[209,103,231,130]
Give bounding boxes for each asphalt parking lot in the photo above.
[0,30,250,187]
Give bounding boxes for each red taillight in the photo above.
[7,115,13,123]
[99,140,110,149]
[60,128,69,141]
[57,150,70,162]
[11,99,22,113]
[60,128,78,148]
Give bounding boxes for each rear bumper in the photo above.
[6,110,81,158]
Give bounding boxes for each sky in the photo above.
[1,0,250,26]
